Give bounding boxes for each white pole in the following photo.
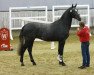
[50,6,55,50]
[9,8,13,40]
[51,42,55,49]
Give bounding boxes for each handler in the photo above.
[76,21,90,69]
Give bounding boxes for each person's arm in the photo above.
[77,28,85,37]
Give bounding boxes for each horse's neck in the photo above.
[60,11,72,29]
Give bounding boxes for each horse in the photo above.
[18,4,81,66]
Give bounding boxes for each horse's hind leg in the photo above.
[27,40,36,65]
[20,45,27,66]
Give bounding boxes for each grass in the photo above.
[0,34,94,75]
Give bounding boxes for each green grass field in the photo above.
[0,35,94,75]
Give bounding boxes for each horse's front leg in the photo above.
[57,41,66,66]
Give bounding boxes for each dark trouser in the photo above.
[81,41,90,66]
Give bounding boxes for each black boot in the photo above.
[78,65,86,69]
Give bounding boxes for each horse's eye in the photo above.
[70,10,72,12]
[75,9,78,12]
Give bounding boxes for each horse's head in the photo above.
[70,4,81,21]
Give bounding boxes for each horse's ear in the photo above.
[75,4,77,7]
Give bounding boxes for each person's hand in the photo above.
[77,27,80,31]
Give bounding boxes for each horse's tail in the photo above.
[17,29,24,56]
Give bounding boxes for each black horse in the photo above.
[18,4,81,66]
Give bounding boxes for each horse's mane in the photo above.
[60,7,72,20]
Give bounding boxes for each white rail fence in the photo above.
[9,5,90,49]
[9,6,48,40]
[52,5,90,27]
[9,6,55,49]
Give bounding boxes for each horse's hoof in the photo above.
[21,63,25,66]
[62,62,66,66]
[59,62,66,66]
[33,62,36,65]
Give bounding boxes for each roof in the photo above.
[0,0,93,11]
